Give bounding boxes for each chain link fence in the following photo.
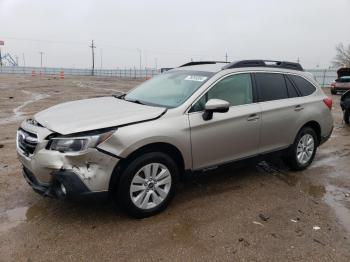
[0,66,159,79]
[0,66,338,87]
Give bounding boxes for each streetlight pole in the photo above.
[137,49,142,71]
[89,40,96,76]
[39,51,44,68]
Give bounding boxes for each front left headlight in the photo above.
[48,130,115,153]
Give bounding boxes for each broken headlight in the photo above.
[48,130,115,153]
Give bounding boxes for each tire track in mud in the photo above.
[73,80,125,94]
[0,90,49,125]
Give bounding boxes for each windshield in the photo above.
[125,70,214,108]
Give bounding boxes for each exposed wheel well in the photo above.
[300,121,321,145]
[108,142,185,193]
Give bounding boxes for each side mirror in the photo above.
[202,99,230,121]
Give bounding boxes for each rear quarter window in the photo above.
[289,75,316,96]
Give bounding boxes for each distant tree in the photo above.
[332,43,350,68]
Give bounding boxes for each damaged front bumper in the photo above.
[17,120,120,200]
[22,166,107,199]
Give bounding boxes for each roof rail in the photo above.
[222,60,304,71]
[179,61,229,67]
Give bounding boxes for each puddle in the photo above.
[0,90,49,125]
[324,184,350,235]
[0,206,29,234]
[258,160,350,235]
[0,203,51,235]
[302,184,326,198]
[171,217,197,243]
[311,155,339,168]
[256,161,300,186]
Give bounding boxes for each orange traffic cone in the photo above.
[60,71,64,79]
[31,70,36,77]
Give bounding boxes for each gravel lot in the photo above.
[0,74,349,261]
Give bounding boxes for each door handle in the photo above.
[294,105,304,112]
[247,113,259,121]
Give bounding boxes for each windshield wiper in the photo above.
[112,92,126,99]
[125,98,146,105]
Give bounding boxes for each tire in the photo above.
[285,127,318,171]
[117,152,179,218]
[344,110,350,125]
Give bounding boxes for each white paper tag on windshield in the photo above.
[184,75,207,82]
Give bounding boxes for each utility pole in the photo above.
[297,57,300,64]
[137,49,142,70]
[0,40,4,67]
[89,40,96,76]
[154,58,158,70]
[15,56,19,66]
[39,51,44,67]
[225,52,228,62]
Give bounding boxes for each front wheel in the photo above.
[285,127,318,171]
[117,152,179,218]
[344,110,350,124]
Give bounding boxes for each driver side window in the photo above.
[191,73,253,112]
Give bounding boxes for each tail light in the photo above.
[323,97,333,110]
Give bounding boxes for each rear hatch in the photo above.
[335,68,350,87]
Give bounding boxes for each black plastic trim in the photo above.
[180,61,229,67]
[96,147,122,159]
[223,60,304,71]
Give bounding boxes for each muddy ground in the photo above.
[0,74,349,261]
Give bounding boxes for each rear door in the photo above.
[188,73,261,170]
[254,72,302,153]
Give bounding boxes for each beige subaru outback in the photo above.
[17,60,333,218]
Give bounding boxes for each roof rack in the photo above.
[222,60,304,71]
[179,61,229,67]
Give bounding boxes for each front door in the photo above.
[188,73,261,170]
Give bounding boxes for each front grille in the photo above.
[17,128,38,155]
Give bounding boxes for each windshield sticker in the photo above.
[184,75,208,82]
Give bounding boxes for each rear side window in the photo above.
[255,73,288,102]
[289,75,316,96]
[285,76,299,98]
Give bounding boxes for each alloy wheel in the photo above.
[130,163,172,210]
[296,134,315,165]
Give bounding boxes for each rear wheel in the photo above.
[344,110,350,124]
[285,127,318,171]
[117,152,179,218]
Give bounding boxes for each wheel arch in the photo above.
[298,121,321,145]
[108,142,185,193]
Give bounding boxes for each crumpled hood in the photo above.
[35,97,166,135]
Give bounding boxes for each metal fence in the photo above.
[0,66,338,86]
[0,66,159,79]
[307,69,337,87]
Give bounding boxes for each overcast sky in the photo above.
[1,0,349,69]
